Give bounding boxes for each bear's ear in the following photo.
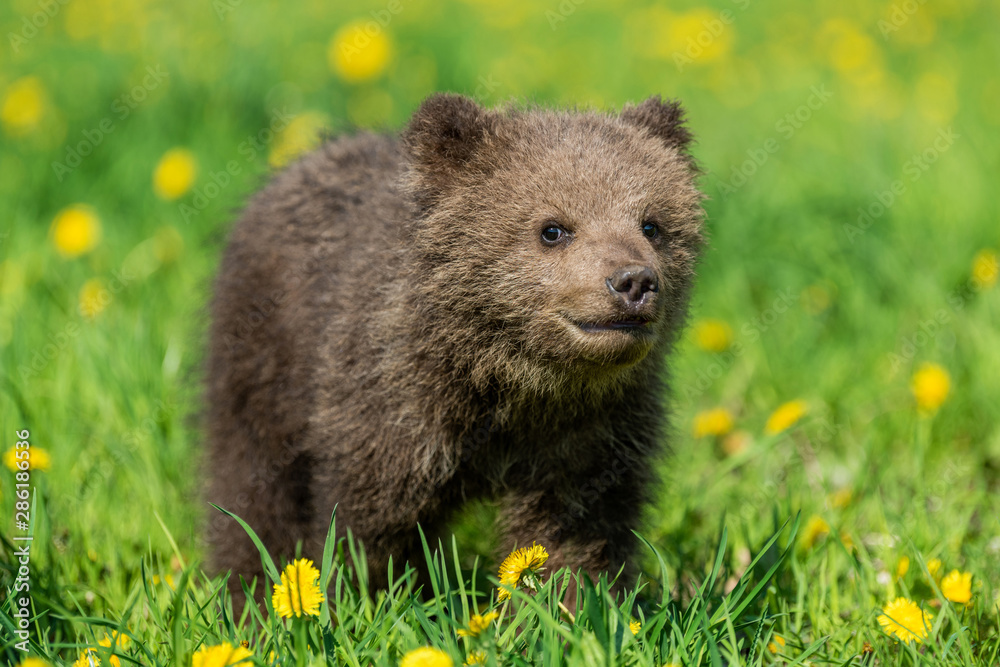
[402,93,499,203]
[621,96,694,157]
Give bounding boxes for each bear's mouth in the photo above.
[575,318,653,334]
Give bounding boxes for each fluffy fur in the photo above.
[205,94,704,602]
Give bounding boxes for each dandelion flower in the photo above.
[463,651,486,667]
[765,400,808,435]
[4,446,52,472]
[896,556,909,578]
[1,76,46,135]
[972,249,998,289]
[153,148,197,200]
[721,430,751,456]
[828,488,853,509]
[497,542,548,601]
[400,647,453,667]
[767,634,785,653]
[192,642,253,667]
[799,515,829,549]
[269,111,331,168]
[911,363,950,413]
[328,20,392,83]
[926,557,943,581]
[457,611,498,637]
[629,619,641,635]
[50,205,101,258]
[271,558,324,618]
[18,659,51,667]
[79,279,110,319]
[693,408,733,438]
[693,318,732,352]
[940,570,972,604]
[878,597,932,643]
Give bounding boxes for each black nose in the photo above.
[607,265,658,304]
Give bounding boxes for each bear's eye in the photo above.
[641,221,660,239]
[540,225,566,244]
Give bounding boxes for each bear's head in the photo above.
[402,94,704,397]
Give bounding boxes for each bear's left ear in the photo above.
[621,96,694,158]
[402,93,500,205]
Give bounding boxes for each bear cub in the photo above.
[206,94,704,601]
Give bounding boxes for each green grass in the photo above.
[2,0,1000,664]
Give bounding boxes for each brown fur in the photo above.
[205,94,704,604]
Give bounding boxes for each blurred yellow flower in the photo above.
[464,650,486,667]
[1,76,46,136]
[926,557,942,580]
[17,658,49,667]
[693,407,734,438]
[4,446,51,472]
[667,9,734,65]
[153,226,185,265]
[329,20,392,82]
[400,647,453,667]
[767,634,785,653]
[972,249,998,289]
[764,400,808,435]
[498,542,548,601]
[73,633,129,667]
[153,148,197,200]
[457,611,498,638]
[819,19,879,75]
[722,430,751,456]
[269,111,331,168]
[828,488,853,509]
[192,642,253,667]
[878,597,932,643]
[50,205,101,258]
[272,558,324,618]
[940,570,972,604]
[79,279,110,319]
[915,72,958,124]
[629,619,641,635]
[693,318,732,352]
[897,556,910,578]
[911,363,950,413]
[799,515,829,549]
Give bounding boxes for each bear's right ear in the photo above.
[620,96,694,159]
[402,94,499,205]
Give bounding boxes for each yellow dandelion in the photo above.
[73,651,97,667]
[721,430,751,456]
[4,446,52,472]
[940,570,972,604]
[764,399,808,435]
[629,619,641,635]
[497,542,549,601]
[50,205,101,258]
[328,20,392,83]
[464,650,486,667]
[400,647,453,667]
[269,111,331,168]
[153,148,197,200]
[79,279,110,319]
[271,558,324,618]
[767,633,786,653]
[926,558,942,581]
[2,76,46,136]
[693,318,732,352]
[17,658,50,667]
[457,611,499,638]
[693,407,733,438]
[828,487,853,509]
[191,642,253,667]
[911,363,950,413]
[878,597,932,643]
[896,556,910,579]
[799,515,829,549]
[972,249,998,289]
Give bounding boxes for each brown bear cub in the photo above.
[206,94,704,603]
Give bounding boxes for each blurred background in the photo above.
[1,0,998,626]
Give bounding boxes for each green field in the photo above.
[2,0,999,664]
